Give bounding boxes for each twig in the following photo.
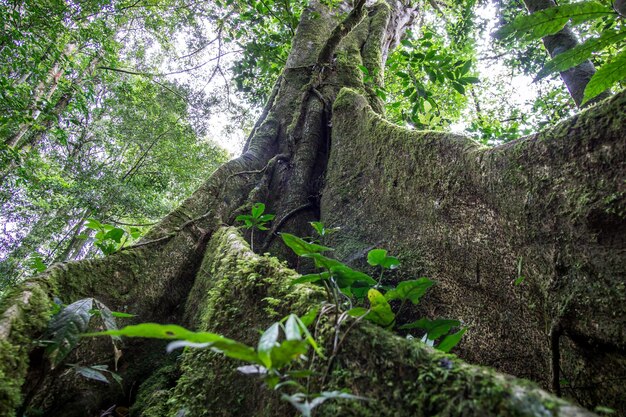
[120,211,214,251]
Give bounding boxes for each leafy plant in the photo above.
[82,218,142,256]
[89,313,366,416]
[236,203,275,251]
[44,297,132,378]
[495,0,625,104]
[281,223,465,352]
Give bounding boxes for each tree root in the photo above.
[261,202,313,252]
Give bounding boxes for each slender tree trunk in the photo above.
[0,1,624,416]
[521,0,610,107]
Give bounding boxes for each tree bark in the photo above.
[0,1,624,416]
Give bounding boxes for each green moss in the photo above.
[0,281,56,417]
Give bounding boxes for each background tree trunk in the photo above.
[521,0,610,107]
[0,1,624,416]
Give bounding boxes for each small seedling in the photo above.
[236,203,275,251]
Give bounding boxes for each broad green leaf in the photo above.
[29,255,47,273]
[384,278,434,304]
[365,289,395,327]
[536,29,626,81]
[251,202,265,218]
[582,49,626,104]
[437,328,466,352]
[280,233,333,256]
[331,264,376,288]
[367,249,387,266]
[495,1,611,41]
[47,298,94,367]
[103,227,125,243]
[257,322,280,368]
[399,318,460,340]
[367,249,400,269]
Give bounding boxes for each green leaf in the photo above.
[582,49,626,104]
[87,323,227,343]
[284,314,302,341]
[346,307,368,317]
[294,315,324,358]
[400,318,460,340]
[257,322,280,368]
[367,249,400,269]
[251,202,265,218]
[280,233,333,256]
[29,254,47,273]
[292,272,330,284]
[310,221,325,236]
[103,228,125,243]
[258,214,275,222]
[437,328,466,352]
[236,214,252,223]
[495,1,612,41]
[47,298,94,367]
[85,218,103,231]
[384,278,434,304]
[452,82,465,95]
[350,280,374,299]
[536,29,626,81]
[270,339,309,368]
[365,289,395,327]
[331,264,376,288]
[357,65,369,75]
[299,307,319,328]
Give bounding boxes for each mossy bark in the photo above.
[0,0,624,416]
[323,88,626,412]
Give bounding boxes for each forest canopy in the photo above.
[1,0,624,288]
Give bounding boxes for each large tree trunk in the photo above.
[1,1,624,416]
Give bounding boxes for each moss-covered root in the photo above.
[133,227,596,417]
[0,280,55,417]
[322,324,597,417]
